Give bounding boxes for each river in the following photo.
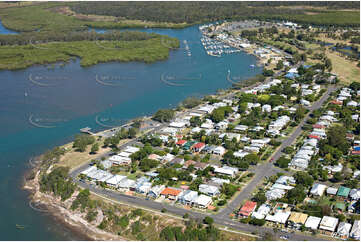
[0,22,262,240]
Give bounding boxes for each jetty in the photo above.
[80,127,95,135]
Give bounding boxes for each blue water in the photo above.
[0,20,19,34]
[0,24,262,240]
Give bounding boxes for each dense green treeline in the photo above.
[39,166,76,201]
[246,1,359,9]
[256,11,360,27]
[0,33,178,70]
[71,2,360,27]
[0,30,170,46]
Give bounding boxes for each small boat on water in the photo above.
[16,224,25,229]
[250,64,255,68]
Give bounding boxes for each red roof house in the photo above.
[331,100,343,105]
[309,135,320,140]
[191,142,206,152]
[313,124,325,129]
[160,187,183,200]
[238,201,257,217]
[176,140,187,146]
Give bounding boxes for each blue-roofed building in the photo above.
[285,72,300,79]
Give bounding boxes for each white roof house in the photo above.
[147,185,165,198]
[194,194,212,208]
[201,119,214,129]
[275,176,296,185]
[219,132,241,141]
[337,222,352,237]
[163,153,175,162]
[199,184,220,197]
[117,178,136,190]
[349,189,360,200]
[251,204,271,220]
[214,166,238,177]
[105,175,126,187]
[301,99,311,106]
[327,187,338,195]
[118,151,132,158]
[234,125,248,131]
[350,220,360,240]
[266,188,287,200]
[169,121,187,128]
[136,182,152,194]
[213,146,226,156]
[109,155,132,165]
[123,146,140,154]
[210,177,230,185]
[244,146,260,153]
[178,190,198,204]
[319,216,339,232]
[262,104,272,113]
[265,211,291,224]
[198,105,215,114]
[98,172,114,182]
[310,183,327,196]
[271,183,294,191]
[191,127,202,134]
[233,150,249,158]
[81,166,97,176]
[324,163,343,173]
[305,216,322,230]
[347,101,358,107]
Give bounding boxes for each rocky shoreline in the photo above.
[23,166,126,241]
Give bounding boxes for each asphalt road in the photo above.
[77,180,325,240]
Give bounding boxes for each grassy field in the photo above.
[0,35,179,70]
[57,137,132,170]
[325,50,360,84]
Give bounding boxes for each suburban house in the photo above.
[160,187,183,200]
[199,184,220,197]
[105,174,126,188]
[319,216,339,233]
[170,157,185,166]
[265,211,291,226]
[326,187,338,196]
[213,146,226,156]
[136,181,152,194]
[305,216,321,230]
[337,186,351,199]
[147,185,165,199]
[310,183,327,197]
[213,166,238,177]
[191,142,206,152]
[117,178,136,191]
[176,139,187,147]
[350,220,360,240]
[194,194,213,208]
[109,155,132,165]
[251,204,271,219]
[337,222,352,239]
[287,212,308,229]
[193,162,210,170]
[238,201,257,217]
[178,190,199,205]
